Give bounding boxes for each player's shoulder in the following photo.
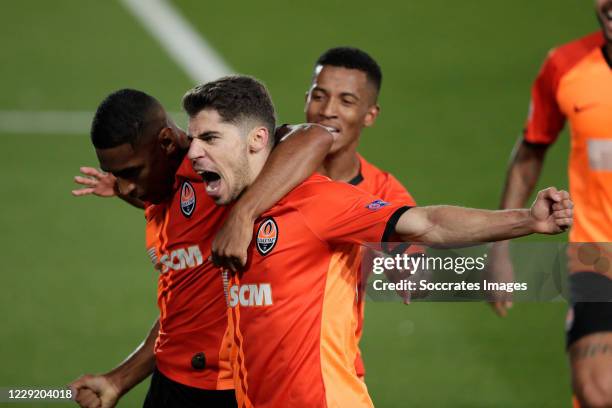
[287,173,364,200]
[545,31,604,70]
[358,155,416,204]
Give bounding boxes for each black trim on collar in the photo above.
[348,172,364,186]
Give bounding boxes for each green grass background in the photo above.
[0,0,598,406]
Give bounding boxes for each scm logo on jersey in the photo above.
[256,218,278,255]
[229,283,273,307]
[180,181,196,217]
[147,245,204,274]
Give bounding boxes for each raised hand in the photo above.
[72,167,117,198]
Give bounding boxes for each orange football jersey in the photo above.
[228,174,412,408]
[524,31,612,248]
[145,155,233,390]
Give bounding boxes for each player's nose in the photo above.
[320,99,338,119]
[187,138,208,161]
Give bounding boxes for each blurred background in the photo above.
[0,1,598,406]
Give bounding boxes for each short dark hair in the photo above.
[315,47,382,94]
[182,75,276,142]
[91,89,162,149]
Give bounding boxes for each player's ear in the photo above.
[303,91,310,113]
[363,104,380,128]
[248,126,270,153]
[158,126,179,156]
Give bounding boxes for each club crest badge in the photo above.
[180,181,196,217]
[256,218,278,255]
[366,199,389,211]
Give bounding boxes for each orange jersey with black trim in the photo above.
[524,31,612,246]
[145,155,233,390]
[349,154,417,378]
[228,174,411,408]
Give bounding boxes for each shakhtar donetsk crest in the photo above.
[256,218,278,255]
[180,181,196,217]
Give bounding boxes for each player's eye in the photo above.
[200,135,217,143]
[311,93,324,101]
[115,166,142,179]
[342,98,356,106]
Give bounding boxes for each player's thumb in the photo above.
[68,375,93,400]
[541,187,561,202]
[70,375,91,390]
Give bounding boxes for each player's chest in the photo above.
[145,179,227,273]
[557,55,612,138]
[228,214,329,307]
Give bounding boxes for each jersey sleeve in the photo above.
[523,50,566,145]
[295,180,412,245]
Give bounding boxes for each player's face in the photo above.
[305,65,379,154]
[187,109,250,205]
[96,131,176,204]
[596,0,612,41]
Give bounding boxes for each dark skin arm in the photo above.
[486,138,549,316]
[70,319,159,408]
[499,138,549,210]
[569,332,612,408]
[211,123,334,272]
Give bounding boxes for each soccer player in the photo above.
[184,75,573,407]
[68,89,334,408]
[211,46,420,380]
[489,1,612,405]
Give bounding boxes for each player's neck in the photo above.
[319,144,361,183]
[247,150,271,186]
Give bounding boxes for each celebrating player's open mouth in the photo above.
[199,169,222,197]
[192,161,229,203]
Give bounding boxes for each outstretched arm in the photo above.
[395,187,572,244]
[211,124,334,271]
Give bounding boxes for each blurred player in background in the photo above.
[212,46,420,381]
[69,89,333,408]
[489,1,612,405]
[184,75,573,407]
